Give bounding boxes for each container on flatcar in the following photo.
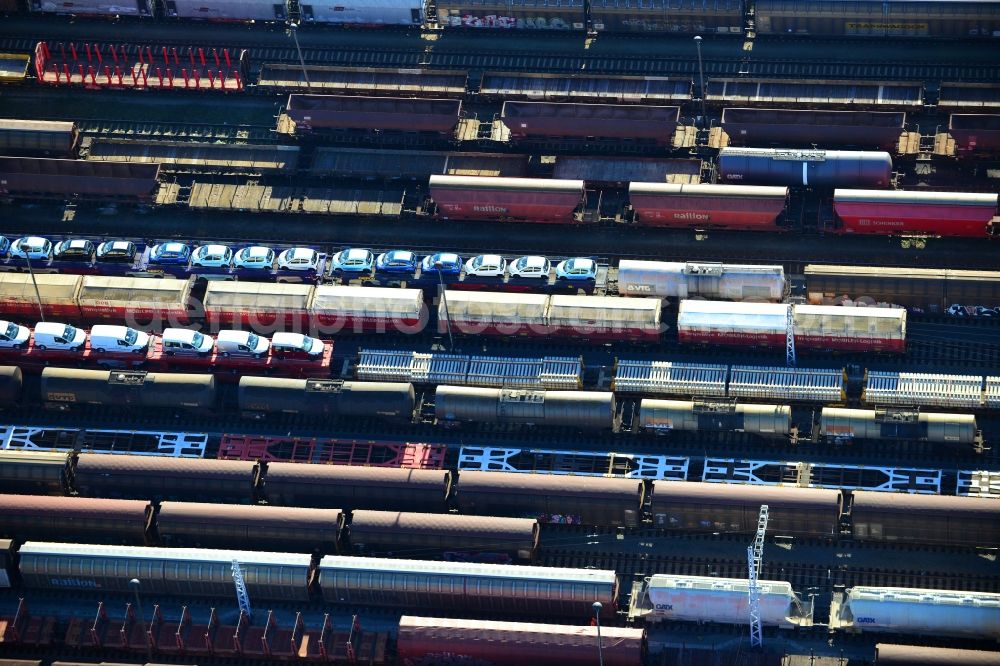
[203,281,313,330]
[455,471,644,526]
[260,463,452,513]
[73,454,255,503]
[717,148,893,188]
[0,273,82,320]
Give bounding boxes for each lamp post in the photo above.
[694,35,707,127]
[435,261,454,352]
[129,578,150,659]
[593,601,604,666]
[287,20,310,89]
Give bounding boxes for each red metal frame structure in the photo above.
[217,434,447,469]
[35,42,247,92]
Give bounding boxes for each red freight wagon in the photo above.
[310,285,424,334]
[202,281,313,331]
[284,94,462,133]
[720,108,906,150]
[0,273,83,320]
[429,174,587,223]
[501,101,680,143]
[76,276,192,326]
[628,183,789,230]
[833,189,999,238]
[0,157,160,200]
[948,114,1000,154]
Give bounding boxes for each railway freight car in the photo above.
[719,108,907,150]
[717,148,893,188]
[435,0,584,29]
[804,264,1000,312]
[0,366,22,406]
[589,0,744,34]
[832,189,999,237]
[946,114,1000,154]
[638,399,793,438]
[649,482,843,537]
[820,407,981,446]
[0,157,161,201]
[849,492,1000,548]
[874,644,1000,665]
[40,368,216,410]
[833,586,1000,639]
[396,616,645,666]
[429,175,587,223]
[30,0,152,15]
[0,119,78,156]
[73,454,256,503]
[283,95,462,133]
[616,260,785,300]
[676,301,907,353]
[0,494,150,544]
[237,377,415,419]
[627,183,790,230]
[317,555,618,618]
[435,386,616,429]
[755,0,1000,38]
[500,101,680,143]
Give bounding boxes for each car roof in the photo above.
[65,239,91,247]
[519,255,546,265]
[272,332,306,344]
[243,246,271,256]
[477,254,503,263]
[287,247,315,258]
[163,328,200,343]
[34,321,71,334]
[217,329,251,342]
[198,244,230,253]
[344,248,371,259]
[108,240,132,248]
[388,249,413,257]
[91,324,131,335]
[434,252,460,262]
[160,242,187,251]
[19,236,48,245]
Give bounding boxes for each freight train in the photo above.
[5,365,988,449]
[12,0,1000,38]
[0,270,910,352]
[2,538,999,644]
[2,451,998,548]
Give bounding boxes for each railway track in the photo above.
[0,35,996,81]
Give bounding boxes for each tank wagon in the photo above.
[397,616,645,666]
[717,148,893,188]
[639,399,793,437]
[2,457,999,548]
[617,260,785,300]
[40,368,216,409]
[238,377,415,419]
[821,407,980,446]
[833,189,999,238]
[0,366,22,406]
[435,386,616,429]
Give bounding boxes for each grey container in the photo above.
[317,555,617,618]
[41,368,216,410]
[718,147,893,188]
[435,385,615,429]
[261,463,452,513]
[347,510,539,561]
[73,454,256,503]
[455,471,644,527]
[18,541,312,601]
[238,377,414,419]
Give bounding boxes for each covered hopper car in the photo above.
[833,189,999,237]
[429,175,587,223]
[627,183,790,230]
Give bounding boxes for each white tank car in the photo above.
[837,586,1000,639]
[617,260,785,301]
[641,574,810,628]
